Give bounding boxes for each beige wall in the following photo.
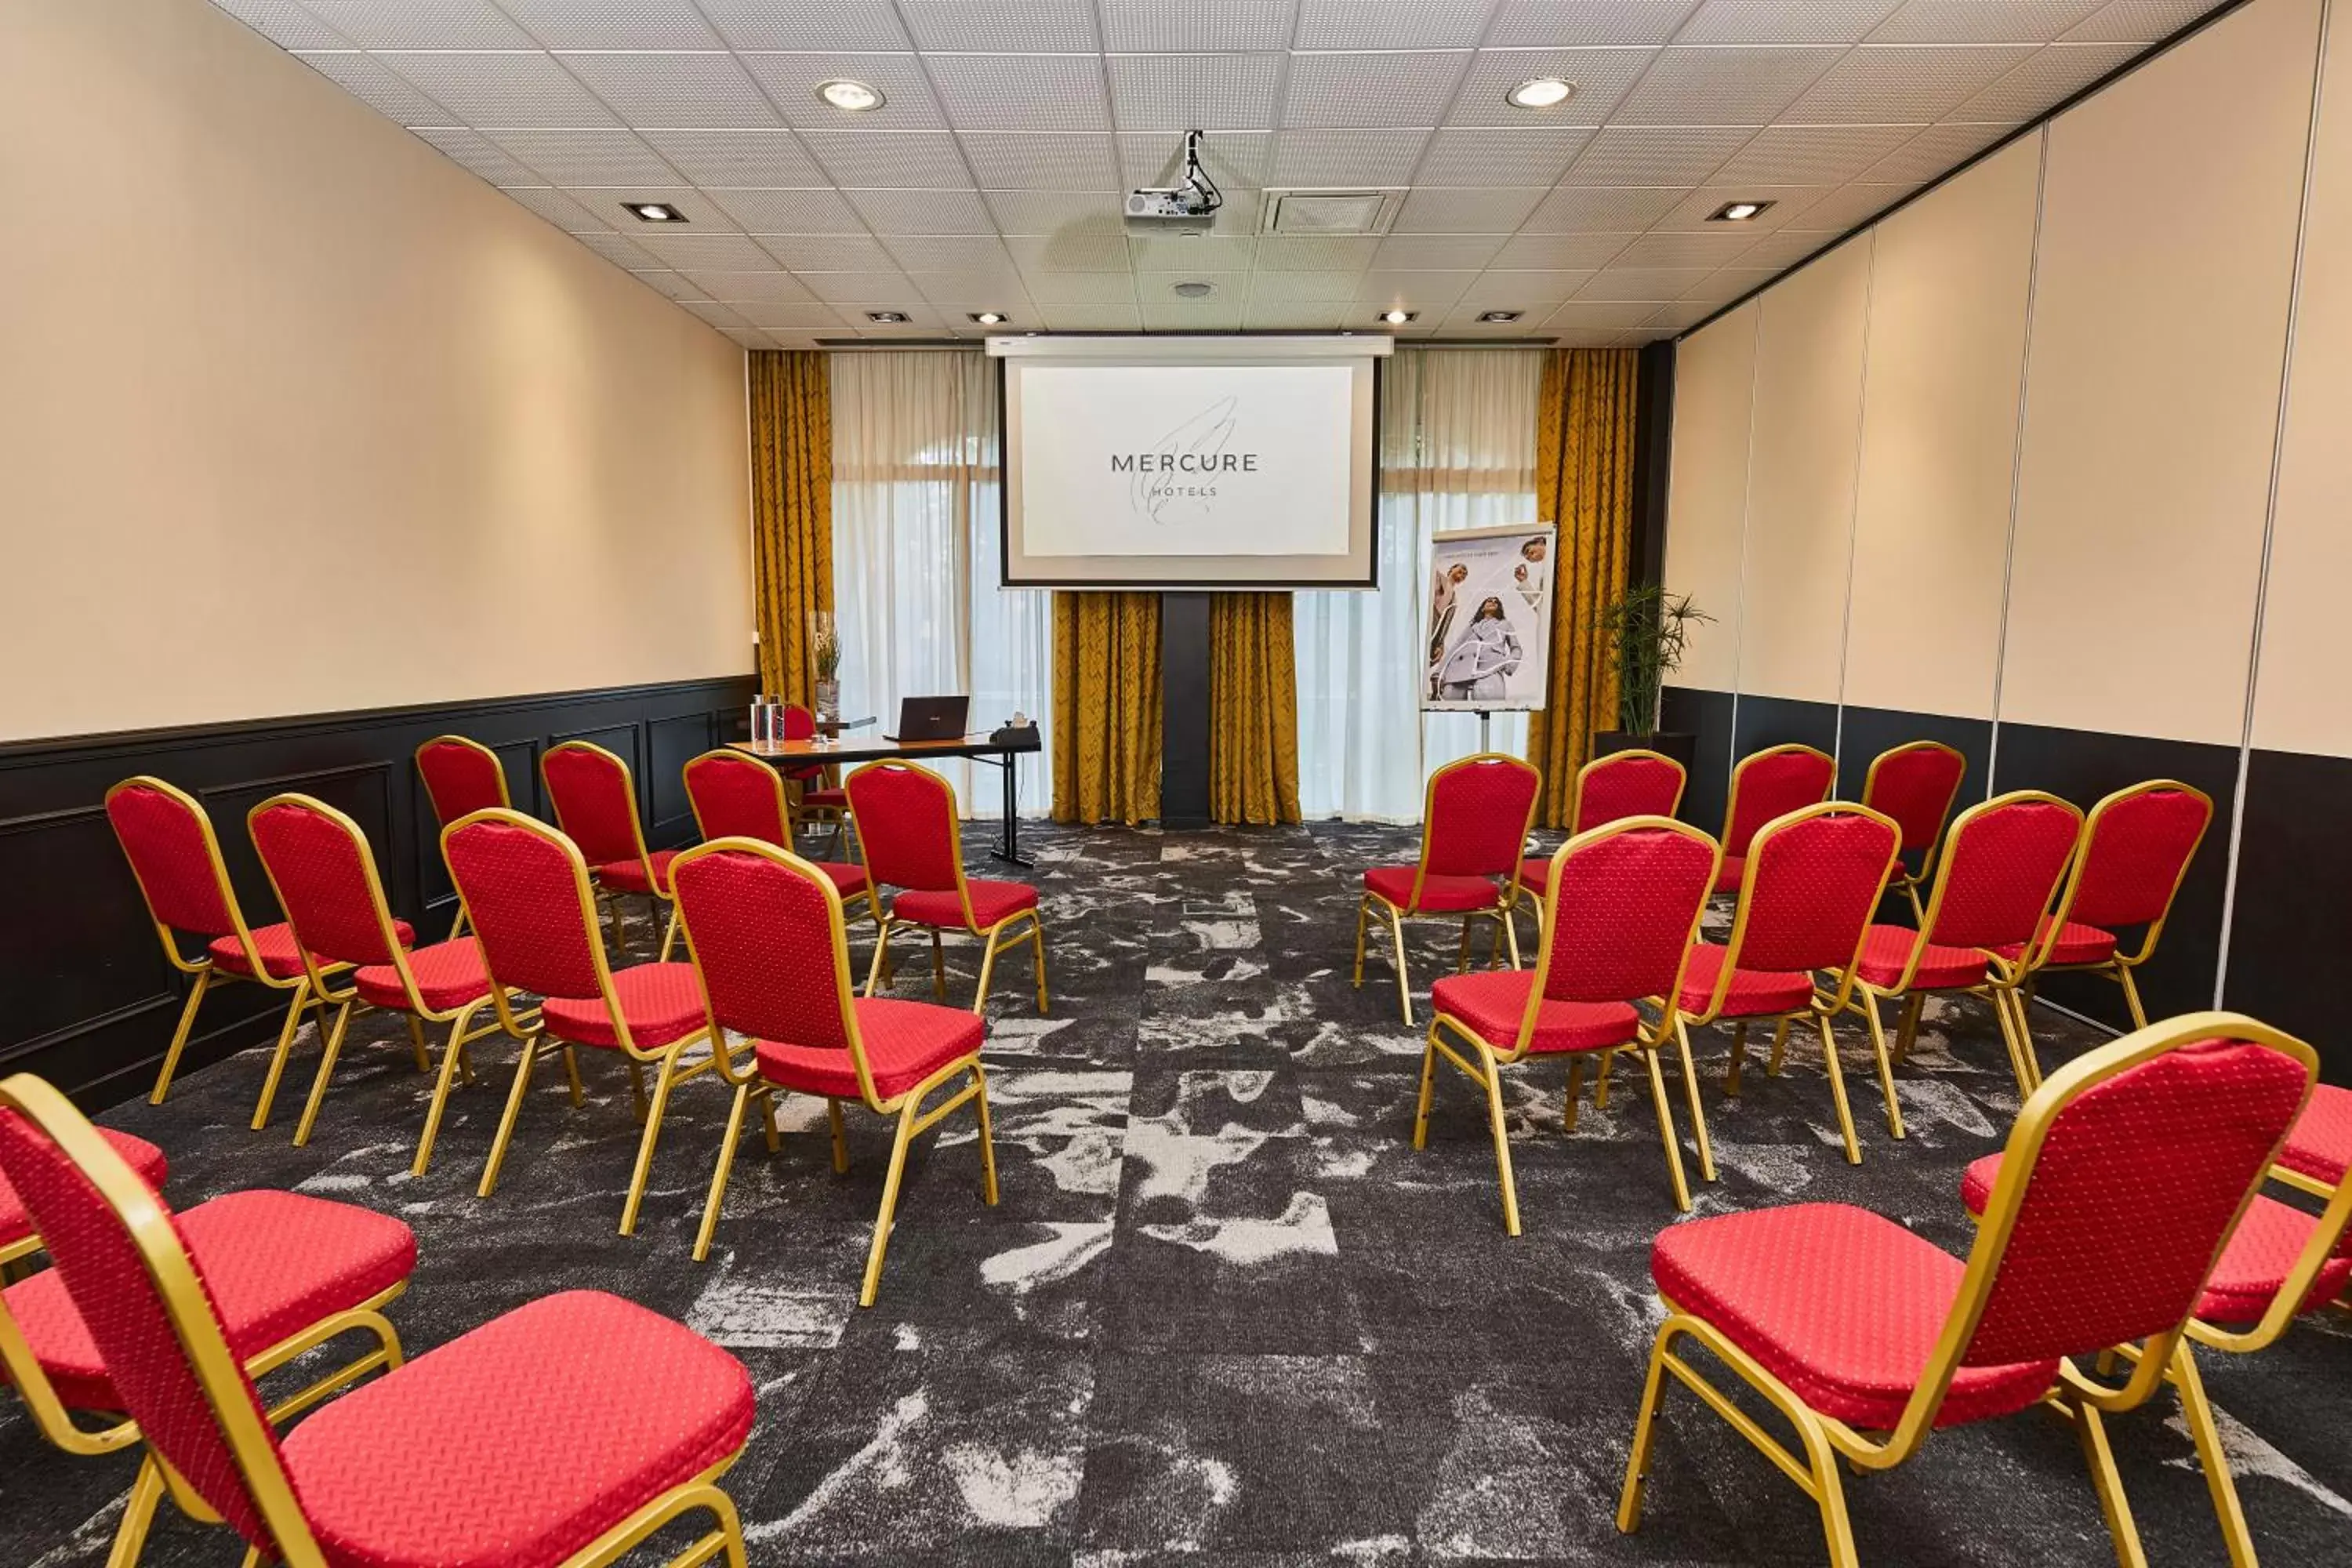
[1660,302,1757,693]
[0,0,753,743]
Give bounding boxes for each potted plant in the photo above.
[1592,585,1710,768]
[808,612,842,727]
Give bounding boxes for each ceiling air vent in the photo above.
[1260,189,1402,236]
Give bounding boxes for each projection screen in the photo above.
[990,335,1388,589]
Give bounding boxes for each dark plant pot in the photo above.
[1594,730,1697,771]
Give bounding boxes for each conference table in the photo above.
[730,724,1044,867]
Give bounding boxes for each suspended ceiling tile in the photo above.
[1491,230,1642,266]
[1140,291,1248,330]
[1272,129,1432,186]
[1563,125,1755,186]
[898,0,1100,50]
[1105,53,1286,131]
[700,187,868,232]
[982,189,1126,232]
[1520,183,1693,230]
[1021,270,1144,304]
[1485,0,1708,48]
[633,127,824,185]
[1390,186,1550,232]
[927,54,1114,132]
[695,0,910,50]
[495,184,608,230]
[1373,234,1510,269]
[957,133,1120,189]
[375,51,619,124]
[1784,180,1919,228]
[555,50,780,126]
[1610,45,1846,125]
[1577,265,1718,299]
[569,232,666,269]
[675,298,750,328]
[1726,226,1846,267]
[825,300,946,327]
[1868,0,2109,44]
[1119,131,1274,189]
[798,129,974,187]
[303,0,531,48]
[1650,182,1827,228]
[756,234,901,271]
[1354,269,1479,307]
[1243,300,1353,328]
[1539,301,1668,330]
[411,126,541,185]
[906,267,1034,300]
[208,1,350,50]
[292,53,457,123]
[1281,53,1473,128]
[483,126,684,186]
[1415,129,1597,187]
[1246,269,1369,303]
[1455,269,1597,307]
[683,269,819,303]
[1253,235,1381,271]
[737,54,949,130]
[1646,299,1733,329]
[622,263,704,296]
[1607,228,1766,266]
[1445,47,1657,125]
[2063,0,2225,43]
[845,187,999,233]
[728,300,847,329]
[884,234,1020,270]
[1295,0,1495,49]
[561,186,739,229]
[1679,0,1905,44]
[1951,40,2143,118]
[1781,43,2038,120]
[630,230,775,268]
[1036,302,1146,330]
[1004,232,1134,271]
[797,270,916,302]
[1099,0,1299,53]
[1713,123,1922,185]
[1681,264,1784,298]
[495,0,724,49]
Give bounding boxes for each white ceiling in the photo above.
[209,0,2221,348]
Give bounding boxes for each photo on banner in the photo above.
[1421,524,1555,712]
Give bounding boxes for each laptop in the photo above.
[887,695,970,743]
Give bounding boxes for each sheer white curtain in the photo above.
[830,351,1052,815]
[1294,349,1542,820]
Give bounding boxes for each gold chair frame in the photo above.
[1859,740,1967,924]
[541,740,682,963]
[1413,815,1719,1227]
[1506,746,1690,929]
[683,749,880,939]
[414,735,513,940]
[1356,752,1540,1027]
[1617,1011,2318,1568]
[1715,743,1837,889]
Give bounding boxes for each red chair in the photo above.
[1829,791,2082,1099]
[781,702,851,856]
[1618,1013,2316,1568]
[1,1121,165,1270]
[106,777,412,1127]
[248,794,532,1171]
[413,735,512,938]
[2278,1081,2352,1199]
[1356,753,1542,1026]
[0,1073,752,1568]
[846,760,1048,1017]
[542,739,681,961]
[1513,747,1686,916]
[1715,743,1835,894]
[1675,804,1902,1166]
[670,837,1000,1301]
[1860,741,1968,921]
[1414,815,1719,1226]
[1994,779,2212,1053]
[683,748,877,932]
[442,809,716,1234]
[0,1091,413,1567]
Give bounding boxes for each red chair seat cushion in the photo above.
[754,997,985,1102]
[1988,917,2118,967]
[539,964,707,1051]
[1430,971,1640,1056]
[1677,942,1814,1019]
[893,879,1038,931]
[352,938,494,1014]
[1653,1203,2059,1431]
[0,1127,166,1254]
[5,1190,416,1410]
[1363,865,1498,913]
[211,920,414,980]
[592,848,679,897]
[800,787,848,809]
[2281,1083,2352,1189]
[814,860,871,898]
[280,1290,753,1568]
[1960,1153,2352,1323]
[1855,924,1986,990]
[1711,854,1746,895]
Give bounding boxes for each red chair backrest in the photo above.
[442,814,605,1001]
[1925,794,2082,950]
[0,1087,292,1556]
[1733,808,1901,974]
[845,763,960,892]
[1724,746,1835,857]
[779,704,823,781]
[1541,822,1717,1004]
[1574,750,1686,833]
[1423,755,1540,878]
[541,742,644,866]
[684,752,791,847]
[671,845,855,1054]
[106,779,238,938]
[248,798,404,967]
[1962,1035,2310,1367]
[2066,783,2211,930]
[1862,742,1966,854]
[415,737,508,826]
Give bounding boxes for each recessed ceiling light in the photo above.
[1710,200,1774,223]
[817,78,885,112]
[1378,309,1417,325]
[969,311,1008,325]
[1478,310,1523,324]
[1507,77,1576,110]
[866,310,910,324]
[626,201,685,223]
[1171,280,1216,298]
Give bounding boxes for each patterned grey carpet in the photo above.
[5,822,2348,1566]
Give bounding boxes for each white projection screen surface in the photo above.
[992,336,1388,588]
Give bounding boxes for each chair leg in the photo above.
[973,926,1004,1018]
[412,1000,488,1178]
[148,967,213,1105]
[858,1098,921,1306]
[972,1063,1001,1205]
[1566,1055,1586,1131]
[602,891,626,956]
[1991,987,2038,1099]
[478,1036,540,1198]
[1616,1322,1678,1535]
[1352,897,1370,987]
[401,1011,430,1073]
[1412,1023,1442,1149]
[1726,1020,1749,1097]
[1479,1048,1522,1236]
[931,928,947,1004]
[1670,1018,1716,1182]
[1593,1047,1615,1109]
[828,1099,851,1173]
[1388,907,1414,1026]
[629,1060,649,1121]
[619,1052,681,1236]
[1030,916,1051,1014]
[2116,964,2151,1031]
[2169,1341,2259,1568]
[103,1454,169,1568]
[447,903,470,942]
[249,978,315,1131]
[1766,1018,1791,1076]
[292,1000,358,1147]
[1815,1014,1862,1165]
[1854,992,1910,1142]
[561,1044,586,1105]
[1639,1047,1693,1213]
[694,1083,754,1263]
[2071,1389,2154,1568]
[657,901,681,963]
[1457,914,1474,975]
[1501,904,1522,969]
[1895,992,1925,1063]
[865,916,894,997]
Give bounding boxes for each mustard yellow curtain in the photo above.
[1526,349,1641,828]
[1208,593,1301,825]
[748,351,833,702]
[1052,593,1163,825]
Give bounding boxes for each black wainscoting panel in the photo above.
[2224,747,2350,1082]
[0,675,754,1109]
[1659,685,1734,833]
[1732,695,1839,772]
[1990,722,2239,1030]
[1835,707,1994,809]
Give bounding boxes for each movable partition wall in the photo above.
[1656,0,2348,1064]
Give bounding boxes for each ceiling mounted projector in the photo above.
[1126,129,1223,237]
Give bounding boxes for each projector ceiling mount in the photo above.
[1124,130,1224,236]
